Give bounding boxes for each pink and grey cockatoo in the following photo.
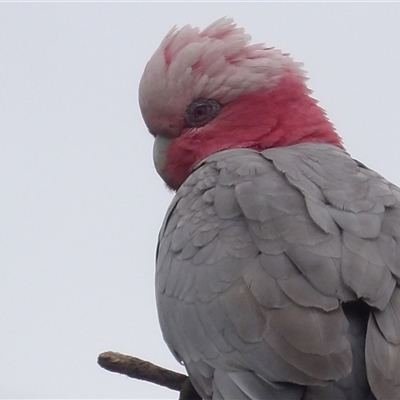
[139,18,400,400]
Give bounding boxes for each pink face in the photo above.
[151,74,341,190]
[139,19,342,190]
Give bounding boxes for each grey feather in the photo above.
[155,144,400,399]
[374,286,400,345]
[366,313,400,397]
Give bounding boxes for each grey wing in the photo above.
[156,145,400,400]
[264,144,400,399]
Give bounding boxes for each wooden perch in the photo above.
[97,351,201,400]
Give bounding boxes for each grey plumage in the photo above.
[156,143,400,399]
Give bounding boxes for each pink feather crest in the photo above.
[139,18,305,135]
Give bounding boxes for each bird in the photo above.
[138,17,400,400]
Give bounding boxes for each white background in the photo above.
[1,2,399,398]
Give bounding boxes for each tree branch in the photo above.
[97,351,201,399]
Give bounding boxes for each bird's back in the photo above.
[156,144,400,399]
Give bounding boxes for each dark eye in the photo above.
[185,98,221,128]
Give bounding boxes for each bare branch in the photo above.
[97,351,201,399]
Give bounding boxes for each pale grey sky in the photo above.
[1,2,399,398]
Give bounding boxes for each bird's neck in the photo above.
[214,73,343,150]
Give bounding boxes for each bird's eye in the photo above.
[185,98,221,128]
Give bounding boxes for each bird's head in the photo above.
[139,17,343,190]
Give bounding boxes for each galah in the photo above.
[139,18,400,400]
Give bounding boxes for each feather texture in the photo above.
[156,144,400,399]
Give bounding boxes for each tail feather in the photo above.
[366,287,400,399]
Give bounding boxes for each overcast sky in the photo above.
[1,2,399,399]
